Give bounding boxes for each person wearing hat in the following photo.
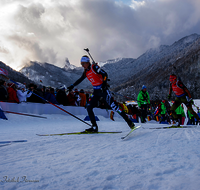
[137,85,150,123]
[17,84,32,103]
[168,74,200,126]
[67,55,135,132]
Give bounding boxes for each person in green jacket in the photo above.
[160,100,167,123]
[137,85,150,123]
[175,104,185,125]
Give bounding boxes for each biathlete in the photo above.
[168,74,200,126]
[67,55,135,132]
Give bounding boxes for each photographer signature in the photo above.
[0,176,39,183]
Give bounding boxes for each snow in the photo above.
[1,110,200,190]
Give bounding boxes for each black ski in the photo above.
[0,140,27,143]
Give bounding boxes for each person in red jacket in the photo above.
[7,83,19,103]
[67,90,76,106]
[168,74,200,126]
[67,55,135,132]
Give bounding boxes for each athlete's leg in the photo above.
[86,91,100,131]
[171,98,182,120]
[103,90,135,129]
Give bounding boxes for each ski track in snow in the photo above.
[1,114,200,190]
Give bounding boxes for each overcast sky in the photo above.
[0,0,200,70]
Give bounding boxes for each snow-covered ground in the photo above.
[1,111,200,190]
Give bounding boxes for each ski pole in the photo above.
[2,110,47,119]
[25,92,92,126]
[84,48,96,64]
[1,75,92,127]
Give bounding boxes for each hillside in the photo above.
[112,34,200,101]
[20,61,91,89]
[0,61,34,85]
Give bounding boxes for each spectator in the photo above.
[56,85,68,106]
[0,80,8,101]
[137,85,150,123]
[27,83,45,103]
[7,83,19,103]
[74,88,81,106]
[17,84,32,103]
[44,87,59,104]
[175,104,185,125]
[79,89,86,107]
[67,90,76,106]
[160,100,167,123]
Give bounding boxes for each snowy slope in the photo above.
[1,109,200,189]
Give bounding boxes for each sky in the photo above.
[0,0,200,70]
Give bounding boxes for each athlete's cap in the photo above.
[81,56,90,63]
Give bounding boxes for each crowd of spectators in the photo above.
[1,79,199,125]
[0,80,89,107]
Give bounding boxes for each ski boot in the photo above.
[85,119,98,133]
[119,111,135,129]
[85,125,98,133]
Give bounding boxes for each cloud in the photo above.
[0,0,200,70]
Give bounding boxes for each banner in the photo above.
[0,68,8,76]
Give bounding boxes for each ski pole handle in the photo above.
[84,48,96,64]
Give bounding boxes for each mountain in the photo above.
[111,33,200,101]
[20,58,136,90]
[19,33,200,101]
[20,61,91,89]
[0,61,34,85]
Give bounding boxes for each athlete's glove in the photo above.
[101,76,109,91]
[67,84,74,91]
[186,96,193,104]
[101,81,109,91]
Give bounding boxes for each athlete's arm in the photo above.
[177,81,192,98]
[93,65,108,81]
[73,72,87,87]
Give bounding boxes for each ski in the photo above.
[0,140,27,143]
[0,140,27,147]
[148,125,198,129]
[36,131,122,136]
[121,125,142,140]
[0,143,11,147]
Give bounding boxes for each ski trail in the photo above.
[0,143,11,147]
